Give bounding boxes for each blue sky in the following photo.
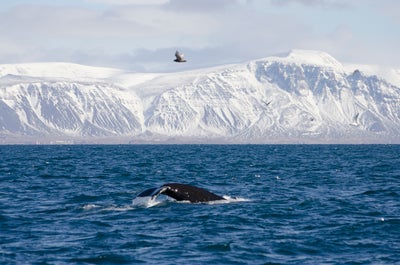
[0,0,399,72]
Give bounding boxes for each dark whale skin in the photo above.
[161,183,225,203]
[136,183,225,203]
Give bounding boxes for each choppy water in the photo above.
[1,145,399,264]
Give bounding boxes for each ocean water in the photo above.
[0,145,399,264]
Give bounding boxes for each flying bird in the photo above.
[174,50,187,62]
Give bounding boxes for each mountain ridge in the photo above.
[1,50,399,144]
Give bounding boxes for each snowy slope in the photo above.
[0,50,399,144]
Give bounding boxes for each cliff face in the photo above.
[1,50,399,144]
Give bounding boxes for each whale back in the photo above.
[161,183,224,203]
[136,183,225,203]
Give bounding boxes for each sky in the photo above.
[0,0,399,72]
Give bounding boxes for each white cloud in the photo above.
[0,0,398,70]
[163,0,239,12]
[84,0,169,5]
[269,0,350,8]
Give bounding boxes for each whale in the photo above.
[136,183,225,203]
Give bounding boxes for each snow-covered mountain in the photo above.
[1,50,399,144]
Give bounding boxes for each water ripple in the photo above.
[1,145,399,264]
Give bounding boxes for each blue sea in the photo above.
[1,145,399,264]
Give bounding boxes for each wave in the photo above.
[131,195,250,208]
[131,196,170,208]
[81,195,250,212]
